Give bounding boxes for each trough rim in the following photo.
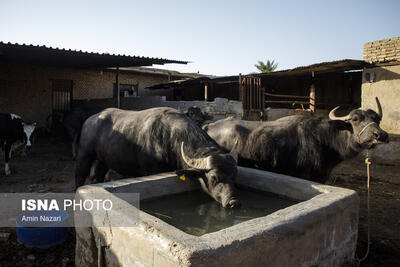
[75,166,359,254]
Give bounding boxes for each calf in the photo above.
[0,113,36,175]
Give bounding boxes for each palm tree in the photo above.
[255,60,278,73]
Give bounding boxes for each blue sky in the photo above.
[1,0,399,75]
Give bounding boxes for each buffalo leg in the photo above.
[75,155,95,189]
[72,133,79,160]
[71,143,76,160]
[91,161,109,184]
[4,142,11,176]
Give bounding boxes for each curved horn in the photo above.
[329,106,351,121]
[229,139,239,163]
[181,142,210,170]
[375,97,382,119]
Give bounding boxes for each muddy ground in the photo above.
[0,136,398,266]
[331,157,400,266]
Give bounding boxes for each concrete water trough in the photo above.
[75,167,359,267]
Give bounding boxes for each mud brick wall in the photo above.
[362,37,400,135]
[363,37,400,63]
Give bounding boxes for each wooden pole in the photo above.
[116,67,120,108]
[310,82,316,113]
[204,83,208,101]
[261,86,265,121]
[238,73,242,101]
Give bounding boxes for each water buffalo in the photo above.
[185,107,213,127]
[62,107,104,159]
[203,98,389,183]
[0,113,36,175]
[64,107,208,160]
[75,107,240,208]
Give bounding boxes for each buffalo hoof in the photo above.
[227,199,241,208]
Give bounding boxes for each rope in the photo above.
[357,122,376,143]
[357,150,372,264]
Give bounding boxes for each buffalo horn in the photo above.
[229,139,239,163]
[375,97,382,119]
[181,142,211,170]
[329,106,351,121]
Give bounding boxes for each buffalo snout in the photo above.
[226,198,241,208]
[375,130,389,143]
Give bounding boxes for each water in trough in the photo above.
[141,188,299,236]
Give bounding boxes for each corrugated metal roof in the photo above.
[254,59,374,77]
[107,67,202,79]
[146,59,374,90]
[146,75,237,89]
[0,41,188,68]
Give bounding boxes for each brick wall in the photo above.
[0,63,173,127]
[363,37,400,63]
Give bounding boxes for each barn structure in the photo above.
[2,38,398,135]
[146,37,400,136]
[146,59,373,120]
[0,42,191,127]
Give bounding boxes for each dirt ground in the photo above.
[0,136,398,266]
[331,157,400,266]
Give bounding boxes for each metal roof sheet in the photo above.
[0,41,188,68]
[254,59,374,77]
[107,67,202,79]
[146,75,237,89]
[146,59,374,90]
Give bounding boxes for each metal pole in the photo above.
[204,83,208,101]
[116,67,120,108]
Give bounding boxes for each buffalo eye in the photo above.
[208,174,218,185]
[352,116,359,122]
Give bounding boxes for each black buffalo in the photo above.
[185,107,213,127]
[62,107,103,159]
[63,107,208,160]
[75,107,240,208]
[0,113,36,175]
[204,98,389,183]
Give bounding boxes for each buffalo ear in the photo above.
[329,120,352,131]
[175,169,202,180]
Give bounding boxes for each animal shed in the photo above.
[146,59,374,120]
[0,41,190,128]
